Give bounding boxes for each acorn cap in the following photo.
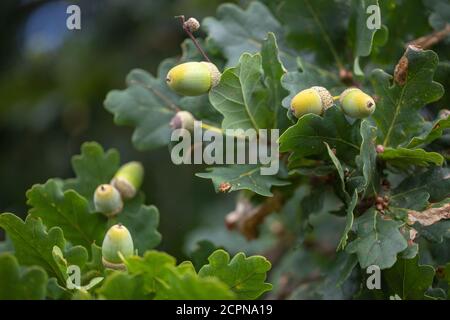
[201,62,221,88]
[111,161,144,199]
[311,86,333,110]
[102,224,134,265]
[94,184,123,217]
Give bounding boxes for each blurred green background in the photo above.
[0,0,247,258]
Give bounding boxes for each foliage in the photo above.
[1,0,450,300]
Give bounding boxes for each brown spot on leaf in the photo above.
[394,55,408,86]
[218,182,232,193]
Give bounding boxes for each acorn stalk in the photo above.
[102,224,134,270]
[111,161,144,199]
[94,184,123,217]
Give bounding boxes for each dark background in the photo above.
[0,0,246,259]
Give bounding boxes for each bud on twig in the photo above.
[184,17,200,32]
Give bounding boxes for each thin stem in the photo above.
[176,15,211,62]
[201,122,223,134]
[333,95,340,101]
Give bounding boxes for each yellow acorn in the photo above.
[166,62,221,96]
[94,184,123,217]
[339,88,376,119]
[290,86,334,118]
[102,224,134,270]
[111,161,144,200]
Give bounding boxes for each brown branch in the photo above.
[225,192,284,240]
[408,24,450,49]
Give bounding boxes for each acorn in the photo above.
[339,88,376,119]
[166,62,221,96]
[170,110,195,132]
[111,161,144,200]
[102,224,134,270]
[94,184,123,217]
[290,86,333,118]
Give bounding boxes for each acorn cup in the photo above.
[166,61,221,96]
[102,224,134,270]
[339,88,376,119]
[94,184,123,217]
[290,86,334,118]
[111,161,144,200]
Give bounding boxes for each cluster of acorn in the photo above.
[290,86,376,119]
[165,60,375,123]
[93,161,144,270]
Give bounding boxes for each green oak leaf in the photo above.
[391,167,450,210]
[64,141,120,205]
[203,2,296,70]
[407,117,450,148]
[383,256,435,300]
[379,147,444,167]
[356,120,378,195]
[261,32,290,131]
[109,194,161,253]
[104,66,177,151]
[0,253,48,300]
[325,142,351,204]
[155,267,235,300]
[278,0,350,68]
[370,47,444,147]
[337,191,358,251]
[209,53,273,130]
[27,179,106,249]
[346,209,407,269]
[124,251,176,293]
[279,108,361,165]
[189,240,220,272]
[0,213,87,284]
[349,0,380,75]
[317,252,359,299]
[198,249,272,299]
[97,273,150,300]
[196,165,289,197]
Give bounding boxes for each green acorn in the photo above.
[170,110,195,132]
[290,86,333,118]
[94,184,123,217]
[166,61,221,96]
[102,224,134,270]
[339,88,376,119]
[111,161,144,200]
